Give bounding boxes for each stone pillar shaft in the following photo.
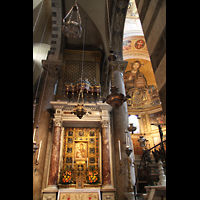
[111,61,131,199]
[48,125,61,185]
[102,121,111,185]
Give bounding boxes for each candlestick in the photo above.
[118,140,121,161]
[37,140,42,163]
[72,157,74,168]
[33,128,36,142]
[127,137,130,148]
[125,131,130,148]
[87,157,88,168]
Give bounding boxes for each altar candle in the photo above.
[72,157,74,168]
[33,128,36,142]
[126,131,130,148]
[37,140,42,162]
[118,140,121,161]
[127,136,130,148]
[87,158,88,168]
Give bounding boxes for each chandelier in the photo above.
[62,0,82,39]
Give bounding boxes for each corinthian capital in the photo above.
[101,119,110,128]
[53,118,63,127]
[42,60,62,82]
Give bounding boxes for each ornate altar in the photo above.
[59,127,101,187]
[57,189,101,200]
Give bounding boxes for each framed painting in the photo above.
[74,142,88,161]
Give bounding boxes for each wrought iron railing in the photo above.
[134,140,166,199]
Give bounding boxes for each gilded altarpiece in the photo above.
[59,127,101,187]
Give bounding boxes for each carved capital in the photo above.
[109,60,128,73]
[53,118,63,127]
[42,60,62,82]
[101,119,110,128]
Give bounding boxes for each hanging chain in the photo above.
[106,0,112,50]
[77,16,87,104]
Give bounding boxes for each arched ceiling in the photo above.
[33,0,114,88]
[63,0,113,56]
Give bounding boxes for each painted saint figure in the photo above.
[76,143,86,159]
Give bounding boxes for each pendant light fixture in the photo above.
[62,0,82,38]
[103,0,129,109]
[128,123,137,135]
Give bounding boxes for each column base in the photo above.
[124,192,135,200]
[42,185,58,200]
[101,186,116,200]
[101,184,115,190]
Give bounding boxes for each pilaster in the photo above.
[101,118,111,186]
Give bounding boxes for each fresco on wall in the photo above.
[124,59,161,110]
[123,38,148,53]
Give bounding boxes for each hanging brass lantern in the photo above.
[128,123,137,134]
[62,0,82,39]
[104,85,129,109]
[103,58,130,109]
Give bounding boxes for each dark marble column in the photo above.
[101,119,111,186]
[48,119,62,186]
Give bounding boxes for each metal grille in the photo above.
[63,60,96,85]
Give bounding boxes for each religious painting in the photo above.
[67,148,72,153]
[90,157,95,163]
[89,148,95,154]
[124,59,161,110]
[89,131,95,136]
[89,138,95,144]
[79,131,84,136]
[123,40,132,51]
[124,60,147,91]
[74,142,88,161]
[66,157,72,163]
[68,138,73,143]
[68,131,73,136]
